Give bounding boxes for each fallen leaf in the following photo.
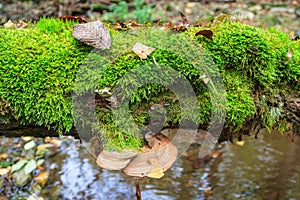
[127,20,144,28]
[34,171,49,186]
[44,138,61,147]
[0,167,11,176]
[111,21,144,31]
[37,143,54,151]
[174,12,189,31]
[236,140,245,146]
[212,14,230,25]
[195,30,214,40]
[285,49,294,64]
[146,158,164,179]
[0,153,8,159]
[200,74,210,84]
[162,22,175,30]
[15,20,28,29]
[3,20,14,29]
[44,137,52,143]
[201,22,212,28]
[59,16,88,23]
[132,43,155,59]
[36,165,45,171]
[72,20,112,50]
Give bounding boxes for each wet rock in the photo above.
[12,168,31,187]
[296,28,300,37]
[295,6,300,17]
[21,140,36,160]
[248,5,263,12]
[231,9,255,20]
[270,7,294,13]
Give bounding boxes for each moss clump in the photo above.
[188,22,299,134]
[0,18,91,133]
[189,22,299,89]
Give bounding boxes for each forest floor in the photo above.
[0,0,299,33]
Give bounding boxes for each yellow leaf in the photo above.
[37,143,53,151]
[0,153,8,159]
[236,140,245,146]
[0,167,11,176]
[146,158,164,179]
[34,171,49,186]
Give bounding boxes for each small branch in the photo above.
[135,179,142,200]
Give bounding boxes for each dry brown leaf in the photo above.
[127,20,144,28]
[174,12,189,31]
[132,43,155,59]
[3,20,14,29]
[111,23,127,31]
[73,20,112,50]
[200,74,210,84]
[195,30,214,40]
[15,20,28,29]
[3,20,28,29]
[59,16,88,23]
[162,22,175,30]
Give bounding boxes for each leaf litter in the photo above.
[72,20,112,50]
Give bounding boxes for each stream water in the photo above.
[1,130,300,200]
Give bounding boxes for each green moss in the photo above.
[223,71,255,128]
[0,18,91,133]
[189,23,299,90]
[0,18,299,148]
[188,22,299,132]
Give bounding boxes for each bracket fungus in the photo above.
[96,133,178,179]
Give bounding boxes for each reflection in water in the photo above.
[1,131,300,199]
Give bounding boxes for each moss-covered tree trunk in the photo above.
[0,18,299,146]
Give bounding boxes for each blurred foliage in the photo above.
[102,0,154,23]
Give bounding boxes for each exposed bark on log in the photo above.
[0,122,79,138]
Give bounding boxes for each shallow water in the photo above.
[1,131,300,200]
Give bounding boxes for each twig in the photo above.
[135,179,142,200]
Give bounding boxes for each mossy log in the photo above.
[0,18,299,148]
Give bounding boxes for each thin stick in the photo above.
[135,179,142,200]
